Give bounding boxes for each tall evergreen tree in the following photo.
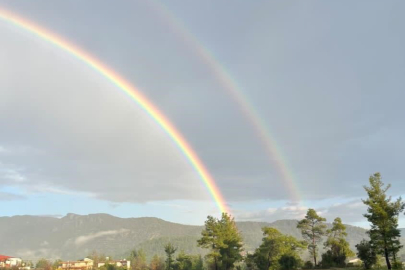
[192,255,204,270]
[174,251,193,270]
[219,213,244,270]
[197,213,243,270]
[362,173,405,270]
[323,217,354,267]
[197,216,221,270]
[254,228,283,270]
[297,209,327,267]
[252,227,305,270]
[165,243,178,270]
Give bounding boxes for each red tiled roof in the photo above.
[0,255,12,261]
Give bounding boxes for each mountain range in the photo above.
[0,213,403,262]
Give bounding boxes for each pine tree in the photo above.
[362,173,405,270]
[174,251,193,270]
[197,216,222,270]
[252,227,306,270]
[165,243,177,270]
[323,217,354,267]
[197,213,243,270]
[219,213,244,270]
[192,255,204,270]
[297,209,327,267]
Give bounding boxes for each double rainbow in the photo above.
[149,1,300,202]
[0,8,229,214]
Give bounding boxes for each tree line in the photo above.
[27,172,404,270]
[124,209,353,270]
[165,173,404,270]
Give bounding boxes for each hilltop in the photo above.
[0,213,400,261]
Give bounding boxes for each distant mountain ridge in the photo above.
[0,213,402,261]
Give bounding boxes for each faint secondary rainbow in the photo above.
[0,7,229,214]
[148,1,301,202]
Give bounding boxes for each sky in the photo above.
[0,0,405,227]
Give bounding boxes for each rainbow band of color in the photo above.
[0,8,229,214]
[150,1,301,202]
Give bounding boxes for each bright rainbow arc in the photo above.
[0,8,229,214]
[149,1,301,202]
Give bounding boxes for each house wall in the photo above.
[0,257,22,268]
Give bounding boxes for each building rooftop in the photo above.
[0,255,13,261]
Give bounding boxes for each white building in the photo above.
[0,255,23,268]
[61,258,94,270]
[348,258,362,265]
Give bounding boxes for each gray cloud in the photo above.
[0,25,210,202]
[74,229,129,246]
[234,200,369,225]
[235,205,308,222]
[0,0,404,206]
[319,200,367,223]
[38,214,64,219]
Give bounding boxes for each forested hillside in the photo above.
[0,213,393,262]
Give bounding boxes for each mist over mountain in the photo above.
[0,213,402,262]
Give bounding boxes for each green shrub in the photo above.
[278,255,301,270]
[303,261,313,269]
[321,250,346,268]
[392,261,403,270]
